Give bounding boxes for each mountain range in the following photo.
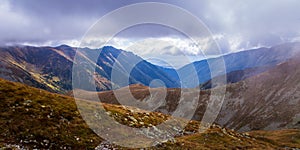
[1,42,300,93]
[0,42,300,149]
[0,45,179,93]
[64,42,300,132]
[180,42,300,87]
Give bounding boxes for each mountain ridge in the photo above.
[1,42,300,93]
[0,45,179,93]
[178,42,300,87]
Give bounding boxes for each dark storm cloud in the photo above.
[1,0,300,51]
[1,0,185,45]
[0,0,142,45]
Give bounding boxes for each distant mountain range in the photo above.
[0,42,300,93]
[179,42,300,87]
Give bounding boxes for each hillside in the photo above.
[199,66,270,90]
[1,78,299,149]
[83,53,300,133]
[179,42,300,87]
[215,53,300,131]
[0,45,179,93]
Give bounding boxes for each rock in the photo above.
[128,116,138,122]
[105,111,112,115]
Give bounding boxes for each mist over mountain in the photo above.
[145,58,173,68]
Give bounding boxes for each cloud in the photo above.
[196,0,300,49]
[0,0,102,45]
[1,0,300,62]
[108,37,216,68]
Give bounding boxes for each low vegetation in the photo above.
[0,78,299,149]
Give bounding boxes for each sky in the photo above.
[1,0,300,68]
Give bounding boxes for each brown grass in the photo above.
[0,78,299,149]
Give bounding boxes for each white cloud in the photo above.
[2,0,300,65]
[107,37,220,68]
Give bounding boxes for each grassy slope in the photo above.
[0,78,101,149]
[0,78,299,149]
[248,129,300,148]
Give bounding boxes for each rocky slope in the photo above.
[180,54,300,131]
[214,53,300,131]
[2,78,299,149]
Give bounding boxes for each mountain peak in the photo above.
[101,45,128,53]
[56,44,72,49]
